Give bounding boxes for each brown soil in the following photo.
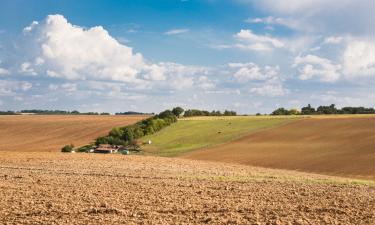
[0,115,146,152]
[183,118,375,180]
[0,152,374,224]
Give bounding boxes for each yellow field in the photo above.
[0,115,147,152]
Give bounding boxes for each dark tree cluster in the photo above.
[272,104,375,115]
[95,109,178,146]
[183,109,237,117]
[115,111,154,115]
[19,109,110,115]
[0,111,17,115]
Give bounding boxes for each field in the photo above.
[183,117,375,180]
[0,115,147,152]
[0,152,374,224]
[141,117,294,156]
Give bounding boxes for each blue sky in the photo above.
[0,0,375,113]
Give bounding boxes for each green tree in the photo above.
[172,107,184,117]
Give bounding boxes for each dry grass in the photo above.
[0,115,147,152]
[0,152,374,224]
[183,117,375,180]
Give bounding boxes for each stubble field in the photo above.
[0,152,374,224]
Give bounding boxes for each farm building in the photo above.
[93,144,124,154]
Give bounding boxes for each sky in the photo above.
[0,0,375,114]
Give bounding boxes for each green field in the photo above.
[141,116,295,157]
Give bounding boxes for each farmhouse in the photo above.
[94,144,123,154]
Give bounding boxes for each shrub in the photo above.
[61,144,74,152]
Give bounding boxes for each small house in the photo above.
[94,144,122,154]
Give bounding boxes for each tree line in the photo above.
[0,109,111,115]
[94,108,180,147]
[183,109,237,117]
[115,111,154,115]
[272,104,375,115]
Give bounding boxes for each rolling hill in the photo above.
[182,116,375,180]
[0,115,147,152]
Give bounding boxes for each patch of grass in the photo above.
[141,117,296,157]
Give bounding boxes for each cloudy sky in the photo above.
[0,0,375,114]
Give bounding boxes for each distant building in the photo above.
[94,144,123,154]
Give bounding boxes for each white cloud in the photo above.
[343,39,375,77]
[197,76,215,90]
[293,54,341,82]
[229,63,279,81]
[23,14,164,84]
[61,83,77,92]
[324,36,343,45]
[245,16,300,30]
[250,82,289,97]
[23,21,39,33]
[164,29,189,35]
[235,29,284,51]
[0,68,10,76]
[20,62,37,75]
[48,84,58,91]
[250,0,375,35]
[0,80,32,96]
[20,82,32,91]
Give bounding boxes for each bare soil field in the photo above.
[183,117,375,180]
[0,152,374,224]
[0,115,147,152]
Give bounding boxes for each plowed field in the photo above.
[0,115,147,152]
[0,152,374,224]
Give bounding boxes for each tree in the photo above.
[61,144,74,152]
[288,108,300,115]
[301,104,315,115]
[172,107,184,117]
[271,108,289,115]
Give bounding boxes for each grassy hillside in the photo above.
[183,117,375,180]
[141,116,295,156]
[0,115,147,152]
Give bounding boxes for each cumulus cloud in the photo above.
[22,14,164,83]
[164,29,189,35]
[249,0,375,35]
[229,63,279,81]
[234,29,284,51]
[293,54,341,82]
[343,39,375,77]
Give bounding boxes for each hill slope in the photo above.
[183,117,375,180]
[0,115,146,152]
[142,117,294,156]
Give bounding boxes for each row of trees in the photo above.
[95,109,178,146]
[183,109,237,117]
[115,111,154,115]
[272,104,375,115]
[20,110,110,115]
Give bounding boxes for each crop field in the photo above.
[0,115,147,152]
[183,117,375,180]
[141,117,295,156]
[0,152,374,224]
